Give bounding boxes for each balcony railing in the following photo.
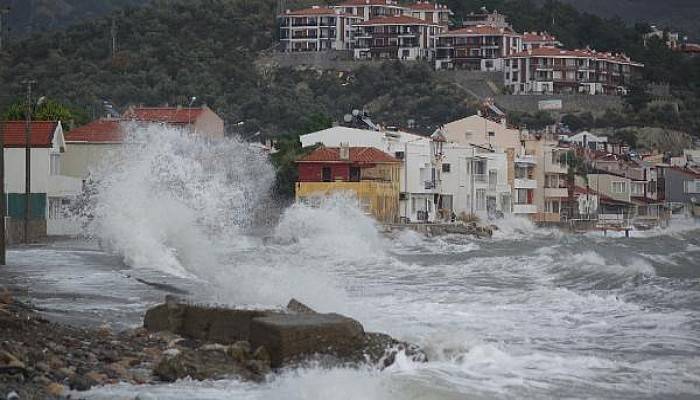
[473,174,487,183]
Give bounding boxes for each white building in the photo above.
[561,131,608,151]
[300,126,511,222]
[2,121,82,240]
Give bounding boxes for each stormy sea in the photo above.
[2,126,698,399]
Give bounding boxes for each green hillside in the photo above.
[1,0,699,138]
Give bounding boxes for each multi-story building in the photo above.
[298,126,512,222]
[353,15,443,60]
[434,25,522,70]
[461,9,509,28]
[278,6,341,52]
[504,47,644,95]
[522,32,560,51]
[405,1,451,26]
[278,1,451,56]
[295,145,401,223]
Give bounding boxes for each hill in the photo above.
[548,0,700,41]
[0,0,699,138]
[0,0,147,38]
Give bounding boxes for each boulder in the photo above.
[0,351,25,375]
[286,299,317,314]
[248,313,365,368]
[152,346,265,383]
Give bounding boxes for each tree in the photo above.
[2,98,74,125]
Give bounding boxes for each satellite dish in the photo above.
[343,114,353,123]
[351,109,360,117]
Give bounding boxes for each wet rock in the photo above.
[46,382,65,397]
[252,346,271,365]
[153,347,259,383]
[68,374,97,391]
[227,341,251,362]
[249,313,365,368]
[286,299,317,314]
[0,351,26,375]
[0,287,12,305]
[5,391,19,400]
[97,324,112,338]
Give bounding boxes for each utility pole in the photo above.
[0,118,5,265]
[23,79,36,244]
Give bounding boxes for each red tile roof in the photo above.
[522,32,558,43]
[441,25,516,36]
[355,15,437,26]
[65,119,124,143]
[1,121,59,148]
[123,107,205,124]
[298,147,399,164]
[506,47,643,66]
[338,0,401,6]
[282,6,337,16]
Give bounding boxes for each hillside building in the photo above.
[434,25,522,71]
[503,47,644,95]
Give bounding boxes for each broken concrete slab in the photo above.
[249,313,365,368]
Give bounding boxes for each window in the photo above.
[611,181,627,194]
[50,152,61,175]
[475,189,486,210]
[488,169,497,190]
[545,200,560,213]
[442,163,451,173]
[631,182,644,196]
[684,180,700,194]
[322,167,332,182]
[515,189,531,205]
[349,167,361,182]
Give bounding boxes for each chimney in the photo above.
[339,142,350,160]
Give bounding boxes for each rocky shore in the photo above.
[0,289,424,399]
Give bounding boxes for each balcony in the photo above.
[473,174,488,183]
[514,178,537,189]
[544,187,568,198]
[545,162,567,174]
[515,155,536,165]
[513,204,537,214]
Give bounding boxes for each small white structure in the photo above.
[561,131,608,151]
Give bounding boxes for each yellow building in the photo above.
[295,146,401,223]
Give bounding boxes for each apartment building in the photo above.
[522,32,560,50]
[278,1,451,57]
[434,25,522,70]
[278,6,341,52]
[461,9,509,28]
[504,47,644,95]
[353,16,443,60]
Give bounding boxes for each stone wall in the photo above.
[494,93,623,115]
